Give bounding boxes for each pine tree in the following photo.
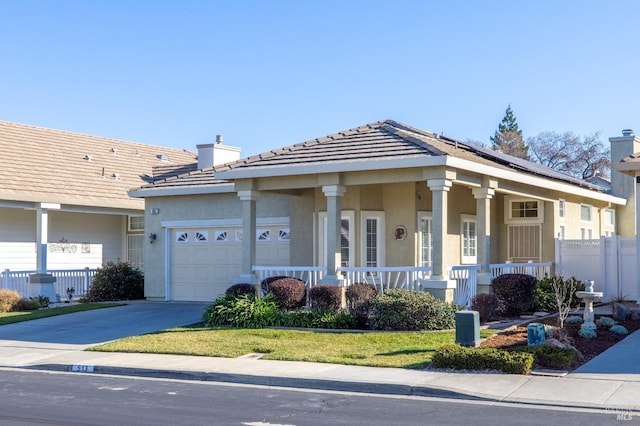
[490,104,529,160]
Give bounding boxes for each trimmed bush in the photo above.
[279,310,356,329]
[260,275,289,296]
[610,325,629,335]
[226,283,257,298]
[309,285,342,313]
[202,294,280,328]
[471,293,504,322]
[345,283,378,328]
[15,298,41,311]
[432,344,534,374]
[370,289,458,331]
[492,274,537,316]
[596,316,616,328]
[510,345,580,370]
[578,327,597,339]
[566,316,583,324]
[83,261,144,302]
[0,289,25,312]
[269,278,307,311]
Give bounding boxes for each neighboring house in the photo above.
[0,120,197,273]
[130,120,628,302]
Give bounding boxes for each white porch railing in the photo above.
[338,266,432,293]
[489,261,552,280]
[448,265,481,307]
[0,268,96,300]
[252,266,327,288]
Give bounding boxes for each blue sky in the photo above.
[1,1,639,156]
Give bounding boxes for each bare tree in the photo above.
[527,131,610,179]
[551,276,580,329]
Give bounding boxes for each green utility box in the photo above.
[455,310,480,347]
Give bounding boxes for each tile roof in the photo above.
[138,119,605,193]
[0,121,197,210]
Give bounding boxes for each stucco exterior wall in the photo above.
[143,192,291,299]
[382,183,416,267]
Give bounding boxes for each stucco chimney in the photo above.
[610,128,640,236]
[197,135,242,169]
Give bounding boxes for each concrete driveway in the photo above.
[0,301,208,348]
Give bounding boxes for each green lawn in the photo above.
[90,327,498,369]
[0,303,123,325]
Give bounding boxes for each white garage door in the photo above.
[170,225,290,301]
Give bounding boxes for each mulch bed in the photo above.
[480,313,640,367]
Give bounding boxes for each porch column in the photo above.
[31,203,59,301]
[473,187,494,291]
[320,185,346,285]
[235,190,259,285]
[425,179,455,301]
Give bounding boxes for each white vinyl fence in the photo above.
[555,236,639,302]
[0,268,96,300]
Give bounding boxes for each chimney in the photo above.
[610,128,640,236]
[197,134,242,169]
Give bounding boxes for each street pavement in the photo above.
[0,301,638,413]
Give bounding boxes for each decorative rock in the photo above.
[614,303,632,321]
[630,309,640,321]
[527,323,546,346]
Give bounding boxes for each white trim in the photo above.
[460,214,477,265]
[164,227,170,301]
[505,198,544,224]
[161,216,289,228]
[361,211,385,268]
[417,211,433,267]
[317,210,355,267]
[129,183,235,198]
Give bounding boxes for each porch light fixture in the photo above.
[149,233,157,244]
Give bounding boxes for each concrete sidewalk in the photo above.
[0,301,638,412]
[0,330,638,413]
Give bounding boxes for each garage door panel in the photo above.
[170,225,289,302]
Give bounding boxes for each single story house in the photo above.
[0,120,197,274]
[130,120,631,302]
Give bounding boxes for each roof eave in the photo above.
[129,183,235,198]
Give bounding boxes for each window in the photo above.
[558,200,566,219]
[257,229,271,241]
[176,232,188,242]
[317,211,355,268]
[214,231,228,242]
[361,211,385,268]
[278,229,290,241]
[580,205,592,222]
[195,231,208,242]
[128,216,144,231]
[511,201,539,218]
[604,209,615,227]
[559,225,566,239]
[418,212,432,267]
[506,198,543,223]
[461,215,477,264]
[127,234,144,270]
[581,227,593,240]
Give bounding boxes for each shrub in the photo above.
[202,294,280,328]
[268,278,307,311]
[0,289,25,312]
[471,293,504,322]
[610,325,629,335]
[533,276,585,327]
[226,283,257,298]
[510,345,580,370]
[279,310,356,329]
[596,316,616,328]
[578,327,597,339]
[431,344,534,375]
[83,261,144,302]
[566,316,583,324]
[260,275,289,296]
[309,285,342,313]
[370,289,458,331]
[345,283,378,328]
[34,295,50,308]
[491,274,537,316]
[14,298,41,311]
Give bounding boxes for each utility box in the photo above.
[527,323,546,346]
[455,310,480,347]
